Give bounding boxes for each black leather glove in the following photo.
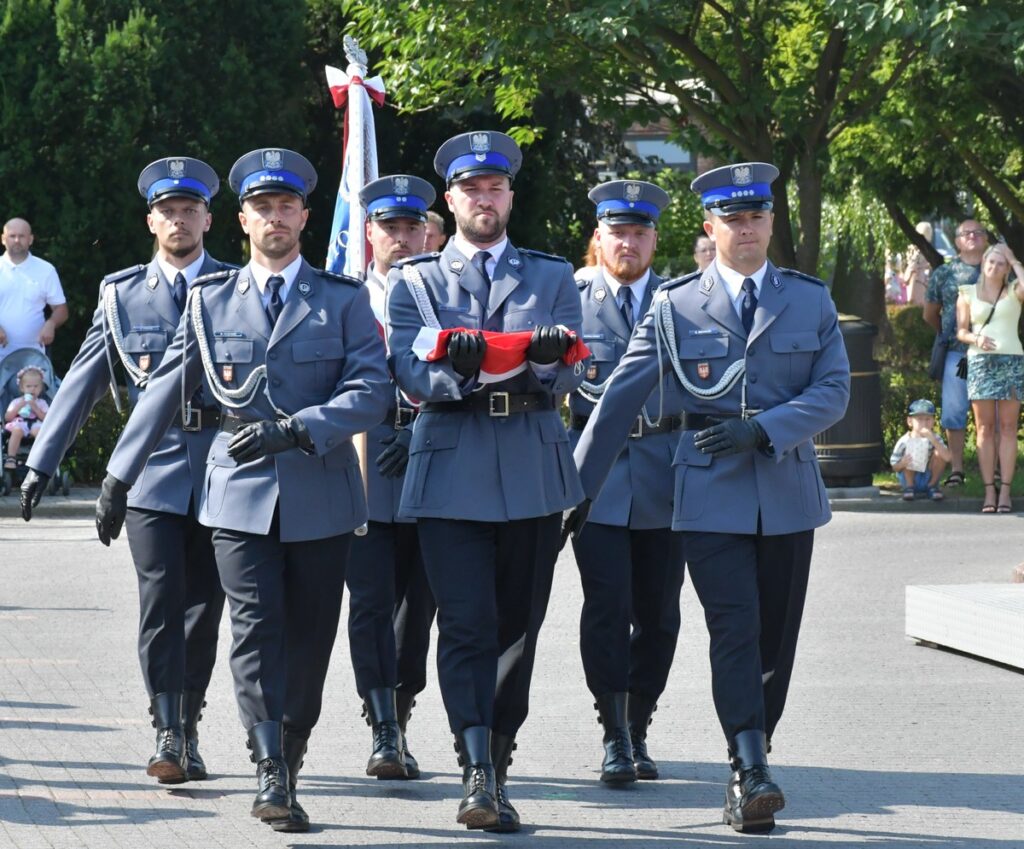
[527,326,575,364]
[95,473,130,546]
[376,427,412,478]
[447,330,487,377]
[560,498,592,550]
[227,417,310,464]
[20,469,50,521]
[693,418,768,458]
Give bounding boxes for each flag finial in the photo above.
[343,35,367,69]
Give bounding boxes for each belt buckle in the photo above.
[629,415,644,438]
[182,404,201,432]
[488,392,510,417]
[395,407,416,428]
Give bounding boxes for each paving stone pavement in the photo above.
[1,511,1023,848]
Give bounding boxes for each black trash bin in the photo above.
[813,315,883,487]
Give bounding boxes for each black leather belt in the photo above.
[570,413,684,437]
[219,412,253,434]
[389,406,418,429]
[420,391,554,417]
[171,407,222,431]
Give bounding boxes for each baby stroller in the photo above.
[0,347,71,496]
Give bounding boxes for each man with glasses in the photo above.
[923,220,989,486]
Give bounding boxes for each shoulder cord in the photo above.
[401,264,443,329]
[187,289,272,410]
[103,284,150,393]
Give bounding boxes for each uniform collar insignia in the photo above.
[449,258,464,272]
[594,287,607,302]
[700,275,714,294]
[237,276,251,294]
[147,275,159,290]
[508,255,521,268]
[771,273,781,288]
[297,280,312,297]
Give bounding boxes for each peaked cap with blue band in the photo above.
[589,179,670,227]
[691,161,779,215]
[359,174,436,222]
[434,131,522,185]
[228,148,318,205]
[138,157,219,206]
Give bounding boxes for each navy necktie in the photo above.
[172,272,186,313]
[471,250,491,285]
[741,277,757,334]
[266,275,285,326]
[620,285,634,330]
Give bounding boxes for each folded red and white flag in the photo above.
[412,327,590,383]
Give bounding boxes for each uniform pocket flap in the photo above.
[212,338,254,364]
[292,337,345,363]
[678,336,729,360]
[671,439,714,467]
[769,331,821,354]
[409,421,461,454]
[538,412,569,444]
[121,331,170,354]
[586,341,617,362]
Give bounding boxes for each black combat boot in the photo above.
[363,688,406,779]
[146,693,187,784]
[595,693,636,784]
[723,729,785,833]
[182,691,209,781]
[246,721,291,821]
[628,691,659,780]
[485,732,520,833]
[395,690,421,779]
[454,726,499,829]
[270,729,310,833]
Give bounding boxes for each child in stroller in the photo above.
[0,347,68,495]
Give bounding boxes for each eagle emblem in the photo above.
[731,165,753,186]
[262,149,283,170]
[392,176,410,195]
[167,159,186,178]
[470,133,490,153]
[624,182,642,202]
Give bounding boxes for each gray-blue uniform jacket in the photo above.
[106,259,391,542]
[27,254,231,514]
[386,241,585,521]
[569,268,679,529]
[574,262,850,535]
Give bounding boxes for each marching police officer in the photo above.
[95,148,390,831]
[569,180,686,785]
[386,130,586,831]
[565,162,850,833]
[347,174,438,780]
[21,157,230,785]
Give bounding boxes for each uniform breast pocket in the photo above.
[769,331,821,386]
[438,306,479,330]
[292,337,346,390]
[504,306,545,333]
[678,336,730,383]
[212,338,255,386]
[122,330,171,371]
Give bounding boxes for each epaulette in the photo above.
[576,277,590,290]
[777,267,826,286]
[315,268,362,286]
[100,264,146,288]
[659,270,702,290]
[192,268,237,287]
[518,247,568,263]
[396,252,441,266]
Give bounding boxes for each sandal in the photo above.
[998,482,1013,513]
[944,471,966,487]
[902,487,915,502]
[929,486,944,502]
[3,457,16,470]
[982,482,997,513]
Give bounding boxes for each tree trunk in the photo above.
[794,151,823,274]
[831,235,890,344]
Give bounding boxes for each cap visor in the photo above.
[368,208,428,222]
[149,188,209,205]
[240,184,306,202]
[598,213,656,227]
[707,200,773,216]
[448,165,512,184]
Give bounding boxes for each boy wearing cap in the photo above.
[95,148,390,830]
[566,161,850,833]
[21,157,231,785]
[386,130,585,832]
[890,399,950,502]
[345,174,438,781]
[569,179,687,786]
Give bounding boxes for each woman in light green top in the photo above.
[955,243,1024,512]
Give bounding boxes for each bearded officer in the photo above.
[347,174,438,781]
[21,157,229,786]
[95,148,390,831]
[565,162,849,833]
[569,179,687,785]
[386,130,586,832]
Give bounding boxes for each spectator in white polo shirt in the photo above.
[0,218,68,365]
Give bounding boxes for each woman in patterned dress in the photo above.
[955,243,1024,512]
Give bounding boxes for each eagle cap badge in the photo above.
[262,149,283,170]
[392,176,409,194]
[624,182,642,202]
[731,164,753,186]
[167,159,186,178]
